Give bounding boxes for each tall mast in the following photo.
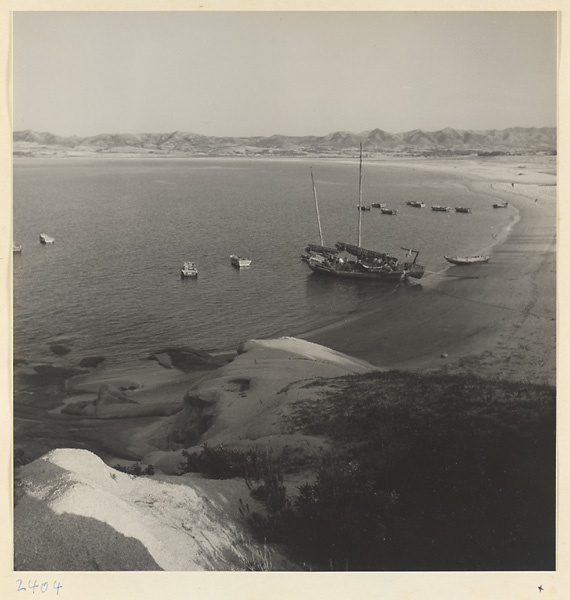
[358,143,363,248]
[311,167,324,246]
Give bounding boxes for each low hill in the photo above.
[13,126,556,158]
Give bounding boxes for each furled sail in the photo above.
[335,242,396,263]
[305,243,339,256]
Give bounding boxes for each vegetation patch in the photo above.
[177,371,555,571]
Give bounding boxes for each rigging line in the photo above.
[418,280,555,321]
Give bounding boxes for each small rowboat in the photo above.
[380,208,398,215]
[371,202,386,209]
[39,233,55,244]
[455,207,472,213]
[444,255,490,265]
[230,254,252,268]
[181,261,198,278]
[432,205,450,212]
[406,201,425,208]
[13,244,22,253]
[493,202,509,209]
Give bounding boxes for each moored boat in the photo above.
[305,144,425,282]
[431,206,450,212]
[309,242,424,281]
[230,254,252,268]
[13,244,22,253]
[444,255,491,265]
[406,201,425,208]
[455,207,472,213]
[39,233,55,244]
[181,261,198,278]
[493,202,509,209]
[371,202,387,209]
[357,205,371,211]
[380,208,398,215]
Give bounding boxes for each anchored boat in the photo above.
[306,145,424,282]
[493,202,509,209]
[39,233,55,244]
[455,207,472,213]
[230,255,252,268]
[406,201,425,208]
[181,261,198,278]
[431,206,450,212]
[444,255,490,265]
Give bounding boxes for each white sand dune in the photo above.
[14,448,283,571]
[141,337,378,471]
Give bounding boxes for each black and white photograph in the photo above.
[8,6,560,590]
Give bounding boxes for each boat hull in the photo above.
[444,255,490,265]
[308,259,407,281]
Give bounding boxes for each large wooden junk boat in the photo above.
[305,146,425,282]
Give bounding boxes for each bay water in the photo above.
[13,157,512,367]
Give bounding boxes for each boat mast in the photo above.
[310,167,324,246]
[358,143,363,248]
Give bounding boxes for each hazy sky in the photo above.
[13,11,557,137]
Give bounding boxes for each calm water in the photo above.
[13,158,512,367]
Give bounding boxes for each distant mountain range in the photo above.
[13,126,557,157]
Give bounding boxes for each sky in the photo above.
[12,11,557,137]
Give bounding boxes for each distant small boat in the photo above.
[13,244,22,253]
[39,233,55,244]
[380,208,398,215]
[371,202,387,209]
[181,261,198,278]
[432,206,450,212]
[455,207,472,213]
[230,254,252,268]
[357,205,371,211]
[493,202,509,209]
[445,255,490,265]
[406,201,426,208]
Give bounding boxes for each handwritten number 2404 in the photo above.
[16,580,63,595]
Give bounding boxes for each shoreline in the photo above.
[303,158,556,384]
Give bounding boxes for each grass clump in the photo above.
[286,371,556,571]
[113,463,156,477]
